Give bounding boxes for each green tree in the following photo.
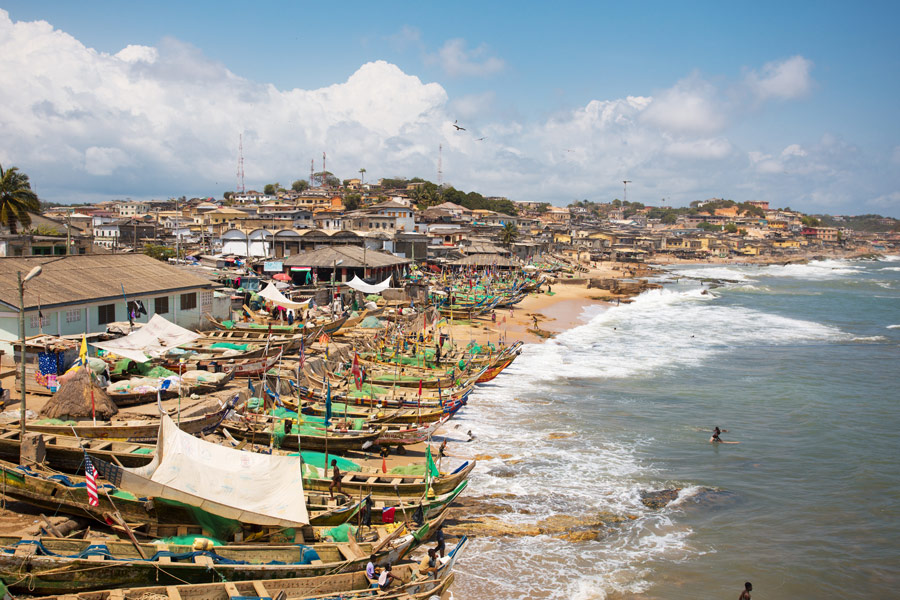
[801,215,820,227]
[291,180,309,192]
[724,223,739,233]
[144,244,176,262]
[264,183,277,195]
[358,168,366,184]
[0,164,40,234]
[501,221,519,246]
[698,221,722,232]
[344,193,362,211]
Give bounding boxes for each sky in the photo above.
[1,1,899,216]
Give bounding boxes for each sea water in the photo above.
[453,256,900,599]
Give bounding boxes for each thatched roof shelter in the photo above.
[40,368,118,421]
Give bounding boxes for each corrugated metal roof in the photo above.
[0,254,214,311]
[282,245,411,268]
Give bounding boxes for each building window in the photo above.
[30,314,50,329]
[66,308,81,323]
[155,296,169,314]
[201,291,213,310]
[180,292,197,311]
[98,303,116,325]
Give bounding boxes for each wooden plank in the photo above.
[166,586,183,600]
[39,514,64,537]
[223,583,240,597]
[251,581,270,598]
[193,555,214,566]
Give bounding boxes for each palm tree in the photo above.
[501,221,519,247]
[0,164,40,234]
[358,168,366,185]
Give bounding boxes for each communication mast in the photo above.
[310,159,315,188]
[236,134,245,193]
[437,144,443,189]
[322,152,327,187]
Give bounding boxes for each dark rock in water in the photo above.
[640,489,681,509]
[683,488,740,510]
[487,465,518,478]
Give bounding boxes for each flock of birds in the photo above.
[452,120,486,141]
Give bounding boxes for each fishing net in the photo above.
[322,523,357,543]
[209,342,249,351]
[156,498,242,540]
[152,534,224,547]
[390,464,426,476]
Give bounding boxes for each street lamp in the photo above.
[18,265,42,437]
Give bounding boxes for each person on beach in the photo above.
[329,459,342,498]
[366,555,377,580]
[711,426,723,443]
[739,581,752,599]
[532,315,539,330]
[418,548,439,578]
[434,525,446,557]
[378,564,395,590]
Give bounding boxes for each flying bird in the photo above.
[476,137,487,141]
[452,120,466,131]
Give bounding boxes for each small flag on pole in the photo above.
[324,382,332,427]
[84,455,99,507]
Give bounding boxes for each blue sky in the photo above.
[1,1,899,215]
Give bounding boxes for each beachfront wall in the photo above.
[0,289,231,355]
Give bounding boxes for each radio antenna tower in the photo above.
[437,144,443,189]
[322,152,327,187]
[236,134,245,193]
[310,159,315,187]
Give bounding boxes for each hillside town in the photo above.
[21,176,899,271]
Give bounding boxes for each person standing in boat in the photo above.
[329,459,342,499]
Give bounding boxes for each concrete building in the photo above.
[0,255,229,354]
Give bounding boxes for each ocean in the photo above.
[453,256,900,599]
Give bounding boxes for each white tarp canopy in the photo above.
[116,414,309,526]
[346,275,393,294]
[258,282,310,310]
[91,314,200,363]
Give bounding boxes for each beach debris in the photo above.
[547,432,575,440]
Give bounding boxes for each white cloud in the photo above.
[84,146,131,176]
[428,38,505,77]
[0,10,894,216]
[665,138,733,160]
[781,143,808,158]
[745,55,813,101]
[115,44,158,64]
[641,76,726,135]
[868,191,900,209]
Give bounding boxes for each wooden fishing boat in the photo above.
[0,459,445,540]
[202,329,305,352]
[219,349,283,378]
[182,368,235,394]
[26,535,467,599]
[300,459,475,497]
[207,315,348,337]
[220,418,386,453]
[476,355,516,383]
[106,385,179,408]
[17,401,233,442]
[0,515,448,595]
[290,373,475,408]
[0,427,156,472]
[300,400,450,425]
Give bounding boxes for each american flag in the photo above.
[84,455,99,507]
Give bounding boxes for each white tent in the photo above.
[111,414,309,526]
[258,282,310,310]
[345,275,393,294]
[91,314,200,363]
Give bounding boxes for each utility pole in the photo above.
[65,208,72,255]
[175,196,180,264]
